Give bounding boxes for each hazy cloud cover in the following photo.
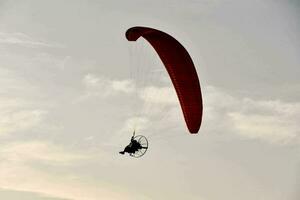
[0,32,64,48]
[0,0,299,200]
[204,86,300,145]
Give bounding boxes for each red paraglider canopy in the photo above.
[126,26,203,134]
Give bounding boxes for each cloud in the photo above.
[0,32,64,48]
[83,74,100,87]
[111,79,135,93]
[0,163,144,200]
[0,188,69,200]
[76,74,136,102]
[107,116,150,147]
[122,116,150,132]
[228,99,300,145]
[0,140,146,200]
[0,68,49,137]
[204,86,300,145]
[0,109,47,136]
[139,86,178,105]
[0,140,88,165]
[112,83,300,145]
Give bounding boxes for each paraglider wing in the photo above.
[126,26,203,133]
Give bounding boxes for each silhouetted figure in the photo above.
[119,135,142,155]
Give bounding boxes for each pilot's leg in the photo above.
[119,146,128,154]
[119,145,131,155]
[124,146,131,153]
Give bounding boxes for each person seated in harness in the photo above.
[119,131,142,155]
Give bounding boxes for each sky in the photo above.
[0,0,299,199]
